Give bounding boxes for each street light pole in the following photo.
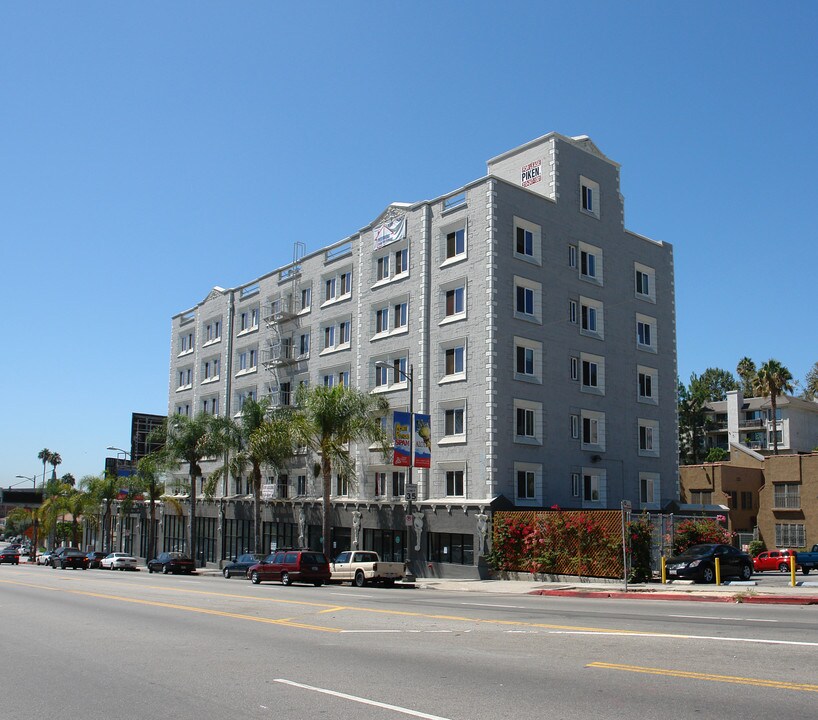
[107,446,132,555]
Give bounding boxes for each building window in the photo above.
[516,285,534,315]
[514,399,542,444]
[375,307,389,334]
[445,227,466,261]
[335,474,349,496]
[515,342,536,379]
[392,471,405,497]
[571,472,580,497]
[581,410,605,450]
[446,470,465,497]
[395,248,408,275]
[570,357,579,381]
[635,263,656,302]
[337,370,350,388]
[578,242,603,284]
[338,320,350,345]
[640,474,657,505]
[205,320,221,343]
[638,366,658,404]
[570,414,579,439]
[514,276,541,323]
[569,300,577,324]
[375,364,389,388]
[513,217,541,264]
[374,472,387,497]
[517,470,535,500]
[636,314,657,352]
[277,474,289,499]
[393,301,408,329]
[690,490,712,505]
[444,345,465,377]
[179,332,194,354]
[775,523,805,548]
[741,491,752,510]
[583,474,601,502]
[568,244,577,268]
[444,408,465,438]
[444,285,465,319]
[581,353,604,394]
[579,297,604,339]
[773,484,800,510]
[299,333,310,357]
[638,419,660,456]
[300,287,312,311]
[427,532,473,565]
[580,176,600,218]
[296,475,307,496]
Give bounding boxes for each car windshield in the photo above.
[301,553,326,564]
[681,545,716,557]
[168,553,189,560]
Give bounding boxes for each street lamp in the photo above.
[15,474,37,489]
[375,360,417,582]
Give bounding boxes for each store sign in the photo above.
[373,214,407,249]
[521,159,542,188]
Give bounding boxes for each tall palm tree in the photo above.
[39,481,74,547]
[37,448,52,488]
[154,413,231,562]
[291,384,390,559]
[61,488,97,548]
[49,452,62,481]
[135,455,164,563]
[212,397,295,554]
[753,359,794,455]
[736,357,757,396]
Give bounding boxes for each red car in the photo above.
[753,549,797,573]
[248,549,330,586]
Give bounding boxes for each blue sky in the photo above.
[3,2,817,484]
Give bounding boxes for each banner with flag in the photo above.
[392,411,411,467]
[413,414,431,468]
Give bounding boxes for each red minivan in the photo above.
[248,549,330,586]
[753,549,797,573]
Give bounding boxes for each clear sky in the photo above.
[2,2,817,485]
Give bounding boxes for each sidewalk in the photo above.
[412,577,818,605]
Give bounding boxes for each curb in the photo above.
[530,588,818,605]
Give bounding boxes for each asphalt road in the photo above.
[1,564,816,720]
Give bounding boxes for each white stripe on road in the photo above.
[274,679,452,719]
[461,602,528,609]
[548,631,818,647]
[667,614,777,622]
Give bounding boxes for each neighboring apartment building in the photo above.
[704,390,818,455]
[167,131,677,578]
[680,447,818,551]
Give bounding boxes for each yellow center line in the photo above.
[588,662,818,693]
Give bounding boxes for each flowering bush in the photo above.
[627,514,653,583]
[485,515,531,571]
[672,517,732,554]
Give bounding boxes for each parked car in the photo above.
[50,547,89,570]
[795,545,818,575]
[248,549,330,586]
[38,550,56,566]
[330,550,405,587]
[101,552,138,571]
[666,544,753,583]
[147,552,195,575]
[752,549,797,573]
[222,553,265,579]
[86,551,108,569]
[0,547,21,565]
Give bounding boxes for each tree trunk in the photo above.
[322,455,332,558]
[148,492,156,563]
[188,467,197,562]
[253,465,262,554]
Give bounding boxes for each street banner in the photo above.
[373,214,407,249]
[393,411,411,467]
[414,414,431,468]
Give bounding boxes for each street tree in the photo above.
[678,378,707,465]
[37,448,52,488]
[153,413,232,562]
[802,361,818,401]
[736,357,757,396]
[752,359,794,455]
[291,384,391,559]
[690,367,739,402]
[49,452,62,481]
[82,473,121,552]
[135,455,164,564]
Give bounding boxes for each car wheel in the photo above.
[281,571,291,586]
[251,571,261,585]
[148,565,153,573]
[778,562,790,573]
[803,568,811,575]
[354,571,366,588]
[740,564,753,581]
[699,565,715,584]
[223,568,231,579]
[314,581,323,587]
[162,565,169,575]
[61,562,66,570]
[51,562,56,569]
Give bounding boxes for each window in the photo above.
[775,523,805,548]
[203,358,220,381]
[205,320,221,343]
[580,353,604,394]
[640,473,659,505]
[179,332,194,354]
[570,357,579,381]
[635,264,656,302]
[374,472,387,497]
[581,410,605,450]
[324,270,352,304]
[297,475,307,496]
[583,474,600,502]
[580,176,600,218]
[571,472,580,497]
[516,407,535,438]
[578,241,603,284]
[741,491,753,510]
[392,471,405,497]
[569,300,577,324]
[444,345,465,377]
[444,408,465,437]
[690,490,712,505]
[445,227,466,261]
[638,419,659,456]
[377,255,390,281]
[517,470,535,500]
[238,348,257,372]
[300,287,312,311]
[177,367,192,389]
[340,272,352,295]
[513,217,541,263]
[514,337,540,382]
[393,301,408,329]
[443,284,465,320]
[325,277,336,301]
[338,370,350,388]
[514,276,542,322]
[568,244,577,268]
[773,484,800,509]
[637,366,658,404]
[279,382,291,406]
[338,320,350,345]
[323,373,336,388]
[375,364,389,388]
[636,314,657,352]
[176,403,190,416]
[236,388,256,411]
[239,308,259,333]
[427,532,473,565]
[395,248,408,275]
[392,357,407,385]
[202,397,219,416]
[446,470,464,497]
[299,332,310,357]
[323,320,351,351]
[580,297,604,339]
[375,307,389,334]
[570,414,579,439]
[277,474,288,500]
[514,399,542,444]
[335,474,349,497]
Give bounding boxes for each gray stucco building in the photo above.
[166,131,677,578]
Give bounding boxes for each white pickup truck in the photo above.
[330,551,405,587]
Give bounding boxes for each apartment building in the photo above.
[704,390,818,455]
[167,132,677,577]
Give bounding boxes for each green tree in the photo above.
[62,488,97,547]
[290,384,390,559]
[705,447,729,462]
[153,413,231,562]
[82,473,121,552]
[802,361,818,401]
[678,378,707,465]
[49,452,62,481]
[752,359,794,455]
[690,367,739,402]
[736,357,757,396]
[135,455,164,563]
[37,448,52,488]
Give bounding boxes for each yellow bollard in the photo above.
[715,557,721,585]
[661,556,667,584]
[791,553,797,587]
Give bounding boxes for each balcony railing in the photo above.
[263,299,297,325]
[739,418,765,429]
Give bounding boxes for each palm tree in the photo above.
[736,357,757,396]
[752,359,794,455]
[39,481,74,547]
[61,488,97,548]
[37,448,52,488]
[154,413,231,563]
[135,455,164,563]
[49,452,62,481]
[82,473,121,552]
[803,361,818,401]
[291,384,390,559]
[212,397,295,554]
